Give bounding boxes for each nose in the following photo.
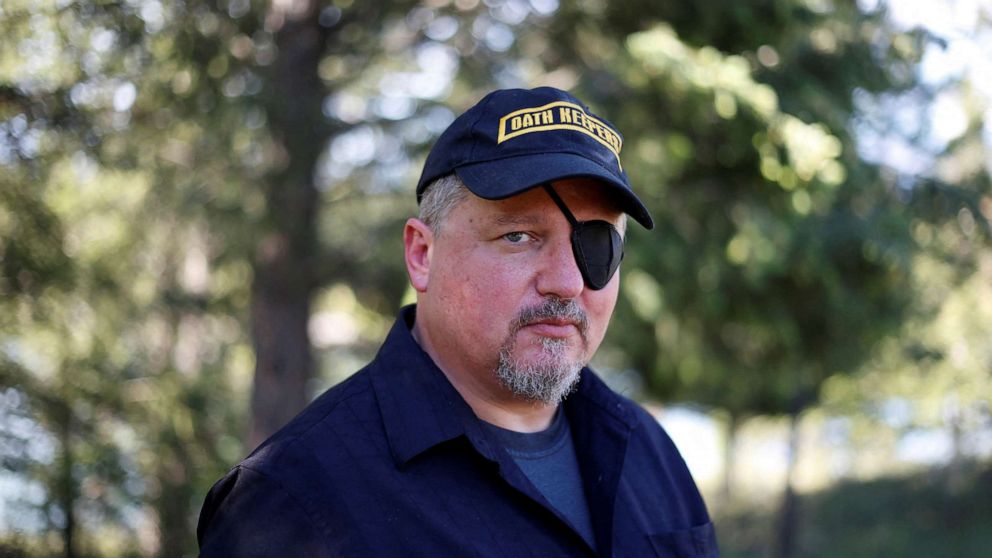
[536,234,584,299]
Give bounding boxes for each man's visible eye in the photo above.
[502,231,533,244]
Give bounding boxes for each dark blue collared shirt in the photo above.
[197,306,717,557]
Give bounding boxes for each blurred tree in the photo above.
[1,1,257,555]
[820,40,992,495]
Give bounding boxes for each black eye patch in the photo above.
[543,184,624,290]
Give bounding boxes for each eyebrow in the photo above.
[489,213,545,227]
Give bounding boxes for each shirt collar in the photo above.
[368,305,483,466]
[566,362,639,431]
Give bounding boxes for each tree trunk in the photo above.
[248,1,328,449]
[55,405,76,558]
[155,445,191,558]
[721,413,740,502]
[774,410,802,558]
[946,396,966,494]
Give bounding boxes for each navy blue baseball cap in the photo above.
[415,87,654,229]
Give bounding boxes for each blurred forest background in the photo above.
[1,0,990,556]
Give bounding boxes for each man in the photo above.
[198,87,717,557]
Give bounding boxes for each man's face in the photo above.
[410,178,623,405]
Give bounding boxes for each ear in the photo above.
[404,218,433,293]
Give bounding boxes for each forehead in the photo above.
[480,178,625,222]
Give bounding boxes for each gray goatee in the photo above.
[495,298,589,405]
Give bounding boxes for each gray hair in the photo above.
[419,174,470,235]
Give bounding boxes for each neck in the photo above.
[411,319,557,433]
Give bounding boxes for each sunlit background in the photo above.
[1,0,990,557]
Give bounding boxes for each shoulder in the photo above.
[197,367,386,554]
[197,464,331,556]
[626,402,686,464]
[243,367,376,472]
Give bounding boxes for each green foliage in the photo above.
[546,3,926,421]
[1,2,256,554]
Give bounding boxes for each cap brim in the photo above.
[454,153,654,229]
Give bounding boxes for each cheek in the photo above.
[444,248,531,297]
[585,281,620,340]
[435,250,522,324]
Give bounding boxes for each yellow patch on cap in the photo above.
[496,101,623,171]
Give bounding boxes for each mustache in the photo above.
[510,297,589,341]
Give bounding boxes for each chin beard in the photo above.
[495,336,583,406]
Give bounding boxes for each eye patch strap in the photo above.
[542,184,579,226]
[542,184,590,270]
